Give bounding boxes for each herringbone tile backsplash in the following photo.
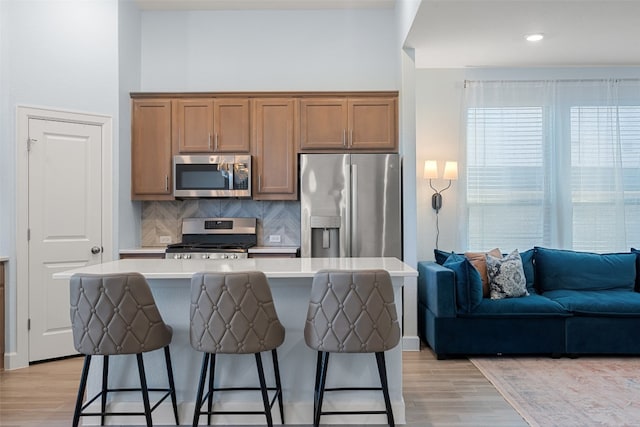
[141,200,300,247]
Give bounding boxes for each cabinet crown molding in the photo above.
[130,91,399,99]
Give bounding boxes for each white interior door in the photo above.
[28,118,103,362]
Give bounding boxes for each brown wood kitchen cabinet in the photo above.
[119,253,166,260]
[131,91,396,201]
[131,99,174,200]
[252,98,298,200]
[174,98,250,153]
[299,96,397,152]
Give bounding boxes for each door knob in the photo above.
[91,246,102,254]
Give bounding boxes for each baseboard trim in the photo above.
[4,352,28,371]
[403,335,420,351]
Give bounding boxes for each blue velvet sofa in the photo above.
[418,247,640,359]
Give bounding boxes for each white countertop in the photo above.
[248,246,299,254]
[53,257,417,280]
[120,246,300,255]
[119,247,166,254]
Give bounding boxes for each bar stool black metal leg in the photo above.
[314,351,330,427]
[73,355,92,427]
[375,352,395,427]
[255,352,273,427]
[313,351,322,422]
[207,353,216,425]
[193,353,210,427]
[163,346,180,425]
[136,353,153,427]
[271,349,284,424]
[101,355,109,426]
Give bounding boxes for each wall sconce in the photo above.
[423,160,458,213]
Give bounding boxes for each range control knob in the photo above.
[230,254,238,259]
[173,254,182,260]
[184,254,191,259]
[202,254,209,259]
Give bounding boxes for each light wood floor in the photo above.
[0,347,527,427]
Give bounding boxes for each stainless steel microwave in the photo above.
[173,154,251,198]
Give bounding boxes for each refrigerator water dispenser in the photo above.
[309,216,341,257]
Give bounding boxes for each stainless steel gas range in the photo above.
[165,217,257,260]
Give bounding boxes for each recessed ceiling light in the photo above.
[526,33,544,42]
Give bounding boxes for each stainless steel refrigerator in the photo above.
[300,153,402,259]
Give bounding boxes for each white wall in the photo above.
[140,9,398,91]
[415,66,640,262]
[118,0,142,251]
[0,0,120,359]
[399,49,417,267]
[396,0,421,268]
[396,0,421,47]
[0,0,10,259]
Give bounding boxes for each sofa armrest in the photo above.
[417,261,456,318]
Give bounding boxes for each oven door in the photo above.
[174,155,251,198]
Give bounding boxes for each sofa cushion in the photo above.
[520,248,536,294]
[535,247,636,292]
[434,249,452,265]
[544,289,640,317]
[443,254,483,313]
[487,250,529,300]
[632,248,640,292]
[465,248,502,298]
[461,294,570,317]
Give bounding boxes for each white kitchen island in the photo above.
[53,257,417,425]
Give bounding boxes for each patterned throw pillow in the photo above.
[486,249,529,300]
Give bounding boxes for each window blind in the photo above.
[571,106,640,251]
[464,80,640,252]
[466,107,548,251]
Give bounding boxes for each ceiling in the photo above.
[406,0,640,68]
[133,0,640,68]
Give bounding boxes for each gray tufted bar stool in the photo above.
[69,272,179,427]
[190,271,285,427]
[304,269,401,427]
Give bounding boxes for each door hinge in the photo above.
[27,228,30,241]
[28,318,31,331]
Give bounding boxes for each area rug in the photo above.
[470,356,640,427]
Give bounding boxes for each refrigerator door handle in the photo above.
[344,160,351,257]
[351,163,358,256]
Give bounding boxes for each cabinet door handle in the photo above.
[343,129,347,147]
[349,129,353,147]
[215,133,219,151]
[208,133,212,150]
[258,175,262,191]
[165,175,169,191]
